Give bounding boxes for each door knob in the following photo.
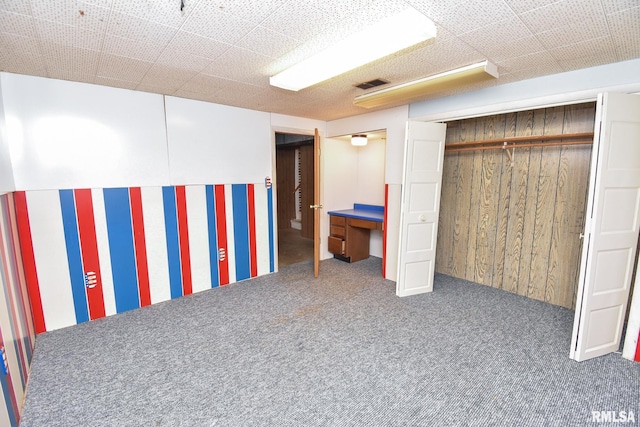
[419,214,426,222]
[310,204,323,209]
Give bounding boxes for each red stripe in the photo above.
[0,328,20,424]
[248,184,258,277]
[175,186,192,296]
[382,184,388,278]
[129,188,151,307]
[215,185,229,286]
[74,189,106,320]
[0,202,28,382]
[635,330,640,362]
[13,192,46,334]
[6,194,36,349]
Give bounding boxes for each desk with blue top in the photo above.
[327,204,384,263]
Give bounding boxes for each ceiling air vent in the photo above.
[354,79,389,90]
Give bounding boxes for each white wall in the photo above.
[410,58,640,122]
[1,73,170,190]
[0,80,15,194]
[166,96,272,184]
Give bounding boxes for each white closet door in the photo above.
[396,121,446,297]
[570,93,640,362]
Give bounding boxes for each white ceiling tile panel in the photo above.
[102,34,165,62]
[112,0,199,28]
[0,46,45,73]
[180,2,257,44]
[607,6,640,59]
[518,0,606,34]
[35,19,103,51]
[40,43,101,74]
[179,73,228,94]
[236,26,302,59]
[479,35,547,63]
[173,89,221,104]
[167,31,231,60]
[155,49,211,72]
[94,76,139,90]
[433,1,518,35]
[96,52,153,81]
[601,0,640,14]
[203,47,273,86]
[0,0,31,14]
[558,53,621,72]
[135,83,174,95]
[213,0,289,24]
[0,32,42,54]
[260,3,341,43]
[0,9,38,37]
[79,0,114,7]
[137,76,184,93]
[144,64,197,82]
[106,10,177,45]
[497,50,562,72]
[549,36,618,62]
[502,0,561,14]
[31,0,110,32]
[46,69,96,84]
[534,18,610,49]
[458,16,534,55]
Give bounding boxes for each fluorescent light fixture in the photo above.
[270,8,437,91]
[351,134,368,146]
[353,61,499,108]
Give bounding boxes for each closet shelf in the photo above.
[445,131,594,153]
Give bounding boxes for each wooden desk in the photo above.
[327,204,384,263]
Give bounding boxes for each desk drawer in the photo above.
[328,236,345,255]
[330,225,345,238]
[330,215,346,226]
[348,218,380,230]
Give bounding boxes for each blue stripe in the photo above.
[0,198,33,364]
[103,188,140,313]
[0,246,25,390]
[267,187,274,272]
[162,187,182,299]
[232,184,250,281]
[0,360,17,427]
[205,185,219,288]
[59,190,89,324]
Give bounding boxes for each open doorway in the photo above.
[275,132,314,267]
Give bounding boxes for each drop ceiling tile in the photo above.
[0,32,42,54]
[113,0,197,28]
[80,0,113,7]
[481,35,546,63]
[458,16,533,52]
[31,0,110,32]
[434,1,518,35]
[40,42,101,75]
[173,89,221,104]
[106,10,177,45]
[497,50,562,73]
[138,75,186,93]
[502,0,561,14]
[236,26,302,59]
[601,0,639,14]
[97,53,153,82]
[47,69,96,84]
[179,73,227,94]
[534,18,609,49]
[94,76,139,90]
[35,19,103,51]
[144,64,197,82]
[260,3,342,43]
[518,0,605,34]
[558,53,620,72]
[0,1,31,14]
[180,2,256,45]
[102,34,165,62]
[0,9,38,37]
[213,0,288,24]
[155,49,211,72]
[135,84,169,95]
[549,36,618,62]
[0,46,45,73]
[167,31,231,60]
[203,47,272,86]
[607,6,640,56]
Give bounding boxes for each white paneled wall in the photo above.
[0,82,15,194]
[1,73,170,190]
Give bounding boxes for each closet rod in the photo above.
[446,139,592,153]
[445,131,593,150]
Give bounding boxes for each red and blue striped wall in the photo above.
[0,192,36,427]
[15,183,275,334]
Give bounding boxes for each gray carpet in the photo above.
[20,258,639,427]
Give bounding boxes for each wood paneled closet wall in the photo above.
[436,102,596,309]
